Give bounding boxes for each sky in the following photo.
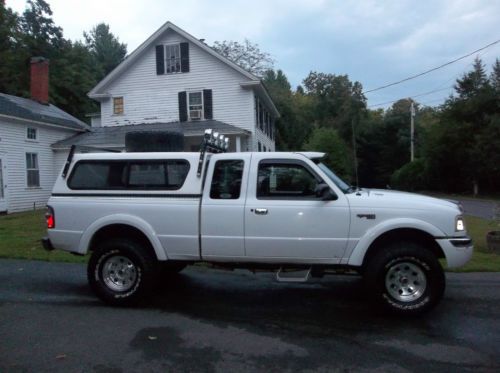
[6,0,500,108]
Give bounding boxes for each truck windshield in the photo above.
[317,163,351,193]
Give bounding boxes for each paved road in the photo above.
[457,198,499,220]
[0,259,499,372]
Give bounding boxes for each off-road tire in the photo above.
[364,242,445,316]
[88,238,157,306]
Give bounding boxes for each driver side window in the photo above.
[257,162,320,199]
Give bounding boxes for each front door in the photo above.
[0,157,7,212]
[244,158,350,262]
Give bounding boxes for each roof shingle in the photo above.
[0,93,89,131]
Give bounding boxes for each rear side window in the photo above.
[68,160,190,190]
[210,160,244,199]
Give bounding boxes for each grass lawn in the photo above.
[0,210,499,271]
[0,210,86,263]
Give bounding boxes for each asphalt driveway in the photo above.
[457,198,499,220]
[0,259,499,372]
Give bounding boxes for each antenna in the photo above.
[410,100,415,162]
[350,118,360,190]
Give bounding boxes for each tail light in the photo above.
[46,206,55,229]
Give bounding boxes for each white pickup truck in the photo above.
[43,132,473,315]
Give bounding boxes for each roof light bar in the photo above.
[197,128,230,176]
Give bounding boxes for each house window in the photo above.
[27,127,37,140]
[26,153,40,187]
[165,44,181,73]
[113,97,124,115]
[188,91,203,120]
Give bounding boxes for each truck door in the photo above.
[200,154,251,259]
[244,156,350,262]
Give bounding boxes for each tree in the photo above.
[303,127,351,180]
[84,23,127,80]
[263,69,314,150]
[20,0,64,53]
[212,39,274,77]
[0,0,21,93]
[302,71,367,143]
[424,58,499,194]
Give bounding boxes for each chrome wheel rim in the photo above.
[385,261,427,302]
[102,255,138,292]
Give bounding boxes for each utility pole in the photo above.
[410,100,415,162]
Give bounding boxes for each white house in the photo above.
[0,58,89,213]
[55,21,279,153]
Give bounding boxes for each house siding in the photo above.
[0,119,75,213]
[99,30,256,137]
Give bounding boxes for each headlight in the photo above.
[456,216,465,231]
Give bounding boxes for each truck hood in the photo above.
[346,188,460,212]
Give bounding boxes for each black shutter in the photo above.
[178,91,188,122]
[203,89,213,120]
[155,45,164,75]
[180,42,190,73]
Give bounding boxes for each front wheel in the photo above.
[88,239,157,306]
[364,242,445,316]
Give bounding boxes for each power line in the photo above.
[368,86,453,108]
[363,38,500,94]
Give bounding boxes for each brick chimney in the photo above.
[30,57,49,105]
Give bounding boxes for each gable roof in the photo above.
[88,22,261,98]
[51,120,249,150]
[0,93,89,131]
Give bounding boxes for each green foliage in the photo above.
[0,0,21,94]
[390,159,427,191]
[302,71,366,143]
[423,58,499,194]
[303,127,351,180]
[84,23,127,80]
[263,69,314,150]
[0,1,125,121]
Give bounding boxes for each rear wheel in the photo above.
[88,238,157,306]
[364,242,445,316]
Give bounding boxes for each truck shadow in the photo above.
[146,267,435,334]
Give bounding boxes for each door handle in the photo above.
[255,208,268,215]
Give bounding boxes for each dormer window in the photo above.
[156,42,190,75]
[165,44,181,73]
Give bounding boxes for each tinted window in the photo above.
[257,162,320,199]
[68,160,189,190]
[210,160,244,199]
[128,161,189,189]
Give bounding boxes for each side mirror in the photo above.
[315,183,338,201]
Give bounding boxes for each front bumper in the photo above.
[435,236,473,268]
[41,237,55,251]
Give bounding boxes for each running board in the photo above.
[276,267,312,283]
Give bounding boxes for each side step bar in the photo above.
[276,267,312,283]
